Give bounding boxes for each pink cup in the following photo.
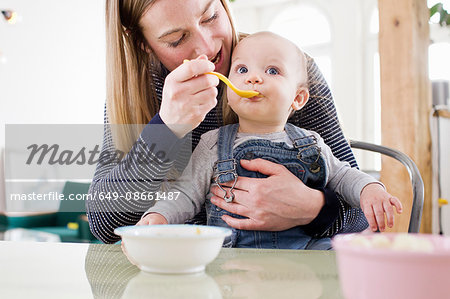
[332,233,450,299]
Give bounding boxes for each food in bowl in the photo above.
[114,225,232,274]
[332,233,450,299]
[349,233,434,252]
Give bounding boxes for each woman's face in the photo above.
[140,0,233,75]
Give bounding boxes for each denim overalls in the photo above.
[206,123,332,250]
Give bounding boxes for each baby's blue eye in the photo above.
[237,66,248,74]
[266,67,279,75]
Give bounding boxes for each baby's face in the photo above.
[227,33,305,127]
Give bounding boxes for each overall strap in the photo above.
[285,123,319,152]
[213,124,240,202]
[284,123,315,146]
[217,123,239,161]
[284,123,322,173]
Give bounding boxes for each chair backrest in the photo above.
[56,181,91,226]
[349,140,424,233]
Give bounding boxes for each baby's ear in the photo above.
[291,88,309,111]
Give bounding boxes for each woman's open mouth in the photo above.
[210,48,223,71]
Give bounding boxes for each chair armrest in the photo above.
[349,140,424,233]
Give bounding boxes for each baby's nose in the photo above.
[245,74,262,84]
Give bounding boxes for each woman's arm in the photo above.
[87,57,221,243]
[141,136,216,225]
[86,108,187,243]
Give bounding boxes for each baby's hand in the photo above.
[360,183,403,232]
[137,213,168,226]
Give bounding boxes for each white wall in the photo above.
[0,0,105,211]
[0,0,106,149]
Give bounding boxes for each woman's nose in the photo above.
[193,30,215,58]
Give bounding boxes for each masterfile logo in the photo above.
[5,124,191,180]
[3,124,192,212]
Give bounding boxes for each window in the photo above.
[429,43,450,81]
[269,4,332,85]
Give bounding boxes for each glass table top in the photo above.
[0,241,343,298]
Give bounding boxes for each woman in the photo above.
[86,0,367,244]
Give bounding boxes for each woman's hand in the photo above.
[137,213,168,225]
[210,158,325,231]
[159,55,220,138]
[360,183,403,232]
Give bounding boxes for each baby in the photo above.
[139,32,402,249]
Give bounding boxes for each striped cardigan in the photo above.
[86,57,368,244]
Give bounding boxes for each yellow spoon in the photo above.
[183,60,260,98]
[206,71,260,98]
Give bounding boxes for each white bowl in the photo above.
[114,224,232,274]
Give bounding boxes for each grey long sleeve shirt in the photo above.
[145,127,380,225]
